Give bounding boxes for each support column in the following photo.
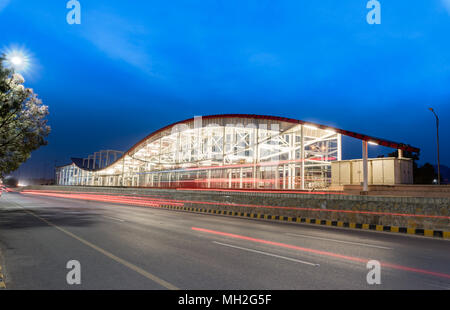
[253,126,259,189]
[287,164,292,189]
[121,156,125,186]
[239,167,243,189]
[362,140,369,192]
[93,153,97,169]
[288,132,295,189]
[106,151,110,167]
[275,166,279,189]
[301,125,305,190]
[337,134,342,161]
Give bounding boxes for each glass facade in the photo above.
[56,115,341,190]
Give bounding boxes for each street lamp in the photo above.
[10,56,23,66]
[3,46,31,73]
[429,108,440,185]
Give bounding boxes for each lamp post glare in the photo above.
[429,108,440,185]
[11,56,23,66]
[3,47,31,73]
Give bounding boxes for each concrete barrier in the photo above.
[20,185,450,237]
[340,184,450,198]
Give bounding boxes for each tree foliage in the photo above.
[0,56,50,177]
[387,150,437,184]
[414,163,436,184]
[2,176,18,187]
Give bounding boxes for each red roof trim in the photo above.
[85,114,420,171]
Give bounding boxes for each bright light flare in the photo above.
[11,56,23,65]
[304,124,318,130]
[2,46,32,73]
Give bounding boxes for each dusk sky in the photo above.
[1,0,449,179]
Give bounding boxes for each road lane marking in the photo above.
[20,208,179,290]
[213,241,319,267]
[422,281,450,290]
[103,215,125,222]
[285,233,393,250]
[0,267,5,288]
[423,281,450,290]
[192,227,450,280]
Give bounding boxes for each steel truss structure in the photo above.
[55,114,419,190]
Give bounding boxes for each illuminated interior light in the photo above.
[304,124,318,130]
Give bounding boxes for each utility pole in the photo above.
[429,108,440,185]
[362,140,369,192]
[54,160,57,185]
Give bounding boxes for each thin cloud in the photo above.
[443,0,450,14]
[0,0,10,13]
[81,11,155,76]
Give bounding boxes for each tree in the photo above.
[387,150,437,184]
[0,55,50,177]
[415,163,436,184]
[2,176,18,187]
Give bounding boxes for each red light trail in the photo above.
[178,156,338,171]
[175,187,342,195]
[21,190,450,220]
[191,227,450,280]
[22,190,183,208]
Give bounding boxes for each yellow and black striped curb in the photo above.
[159,204,450,239]
[0,265,5,289]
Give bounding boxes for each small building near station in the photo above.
[331,157,413,186]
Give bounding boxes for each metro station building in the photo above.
[55,114,419,190]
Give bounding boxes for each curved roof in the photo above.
[80,114,420,172]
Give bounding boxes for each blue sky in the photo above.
[1,0,449,178]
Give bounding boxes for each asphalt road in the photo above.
[0,191,449,290]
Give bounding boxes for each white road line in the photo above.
[285,233,393,250]
[213,241,319,267]
[424,281,450,290]
[103,215,125,222]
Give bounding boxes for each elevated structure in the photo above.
[55,114,419,190]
